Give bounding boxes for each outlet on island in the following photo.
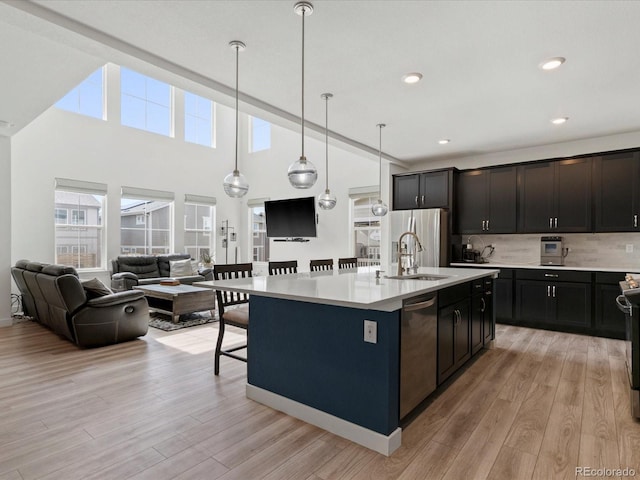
[364,320,377,344]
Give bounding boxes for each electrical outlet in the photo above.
[627,244,634,253]
[364,320,377,344]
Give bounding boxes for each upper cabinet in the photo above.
[594,151,640,232]
[517,157,592,233]
[455,166,516,234]
[393,169,453,210]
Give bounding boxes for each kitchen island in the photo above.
[196,266,498,455]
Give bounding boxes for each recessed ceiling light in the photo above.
[402,72,423,84]
[540,57,566,70]
[0,120,14,128]
[551,117,569,125]
[438,139,450,145]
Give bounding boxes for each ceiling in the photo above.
[2,0,640,165]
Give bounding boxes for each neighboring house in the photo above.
[54,191,102,269]
[120,200,172,255]
[252,209,269,262]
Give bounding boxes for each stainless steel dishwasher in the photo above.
[400,293,438,419]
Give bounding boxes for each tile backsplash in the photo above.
[463,233,640,269]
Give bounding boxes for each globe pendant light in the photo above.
[317,93,336,210]
[372,123,388,217]
[288,1,318,189]
[223,40,249,198]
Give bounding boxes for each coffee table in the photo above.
[135,284,216,323]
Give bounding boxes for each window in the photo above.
[121,196,173,255]
[54,189,105,269]
[55,209,68,224]
[185,92,214,147]
[184,200,216,264]
[55,67,105,120]
[250,116,271,152]
[249,204,269,262]
[120,67,172,136]
[71,209,86,225]
[351,195,382,267]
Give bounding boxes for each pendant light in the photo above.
[223,40,249,198]
[288,1,318,189]
[317,93,336,210]
[372,123,388,217]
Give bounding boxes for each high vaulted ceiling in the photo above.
[2,0,640,165]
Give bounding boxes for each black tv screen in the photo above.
[265,197,317,238]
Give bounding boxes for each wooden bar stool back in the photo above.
[213,263,252,375]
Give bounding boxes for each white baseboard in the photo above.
[246,384,402,456]
[0,317,13,327]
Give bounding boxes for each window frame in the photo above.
[54,188,106,271]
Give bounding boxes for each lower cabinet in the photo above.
[594,272,627,339]
[471,277,493,355]
[494,269,514,323]
[438,282,471,385]
[515,269,591,332]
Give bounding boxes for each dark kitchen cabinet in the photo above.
[515,269,591,332]
[594,151,640,232]
[471,277,494,355]
[393,169,453,210]
[494,269,514,324]
[455,166,517,234]
[594,272,627,339]
[438,282,471,384]
[517,158,592,233]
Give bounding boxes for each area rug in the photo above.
[149,311,218,331]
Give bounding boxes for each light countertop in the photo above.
[195,266,498,312]
[450,262,639,273]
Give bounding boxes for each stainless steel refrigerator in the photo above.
[390,209,449,269]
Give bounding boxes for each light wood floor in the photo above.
[1,320,639,480]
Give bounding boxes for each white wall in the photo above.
[412,130,640,171]
[242,121,380,272]
[0,137,11,326]
[10,64,382,286]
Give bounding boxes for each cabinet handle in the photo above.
[635,214,638,228]
[480,297,486,313]
[454,309,461,325]
[544,273,559,278]
[421,195,425,206]
[554,217,558,228]
[552,285,556,297]
[486,219,489,231]
[547,285,551,297]
[415,195,419,206]
[549,217,553,228]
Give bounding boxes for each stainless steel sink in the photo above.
[385,274,450,281]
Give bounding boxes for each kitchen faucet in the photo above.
[397,231,424,276]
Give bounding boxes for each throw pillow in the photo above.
[170,259,194,277]
[82,278,113,299]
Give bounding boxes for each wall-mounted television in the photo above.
[265,196,317,239]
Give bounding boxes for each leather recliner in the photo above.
[11,260,149,348]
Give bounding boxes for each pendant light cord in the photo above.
[234,44,239,172]
[325,95,329,190]
[301,5,305,159]
[378,124,383,193]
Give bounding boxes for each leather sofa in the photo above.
[11,260,149,348]
[110,253,213,291]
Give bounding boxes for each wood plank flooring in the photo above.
[1,319,639,480]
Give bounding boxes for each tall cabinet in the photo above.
[593,150,640,231]
[455,166,517,234]
[517,158,592,233]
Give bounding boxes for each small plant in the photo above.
[201,252,213,265]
